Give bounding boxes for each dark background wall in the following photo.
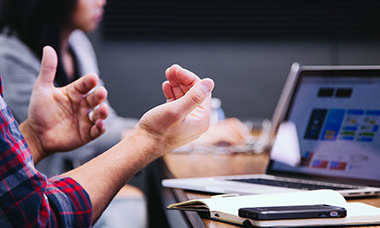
[88,1,380,121]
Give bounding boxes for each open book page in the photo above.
[168,190,380,227]
[169,190,346,212]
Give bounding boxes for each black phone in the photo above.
[238,204,347,220]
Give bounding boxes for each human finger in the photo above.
[166,65,200,99]
[162,81,175,102]
[166,64,200,87]
[85,86,108,109]
[169,78,214,119]
[35,46,58,86]
[165,64,182,86]
[90,118,106,139]
[69,73,99,95]
[89,103,109,123]
[167,66,186,99]
[174,67,200,98]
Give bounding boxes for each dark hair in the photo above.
[0,0,77,86]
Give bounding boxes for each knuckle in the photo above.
[190,90,204,106]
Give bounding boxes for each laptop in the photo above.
[162,63,380,198]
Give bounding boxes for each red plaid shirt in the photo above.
[0,76,92,227]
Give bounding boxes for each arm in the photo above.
[0,83,93,227]
[66,65,214,222]
[19,46,109,164]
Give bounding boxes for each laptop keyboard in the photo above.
[229,178,361,190]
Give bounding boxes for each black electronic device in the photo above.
[238,204,347,220]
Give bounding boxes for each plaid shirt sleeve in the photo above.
[0,76,92,228]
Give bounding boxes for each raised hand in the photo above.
[20,46,109,163]
[136,64,214,155]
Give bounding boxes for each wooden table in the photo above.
[161,151,380,228]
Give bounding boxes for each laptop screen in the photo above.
[268,67,380,187]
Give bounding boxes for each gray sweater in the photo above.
[0,30,138,176]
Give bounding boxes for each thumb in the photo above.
[35,46,58,86]
[175,78,214,117]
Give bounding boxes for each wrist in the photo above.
[126,127,172,162]
[19,119,46,164]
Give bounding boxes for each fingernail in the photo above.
[200,79,214,92]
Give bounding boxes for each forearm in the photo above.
[64,128,165,223]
